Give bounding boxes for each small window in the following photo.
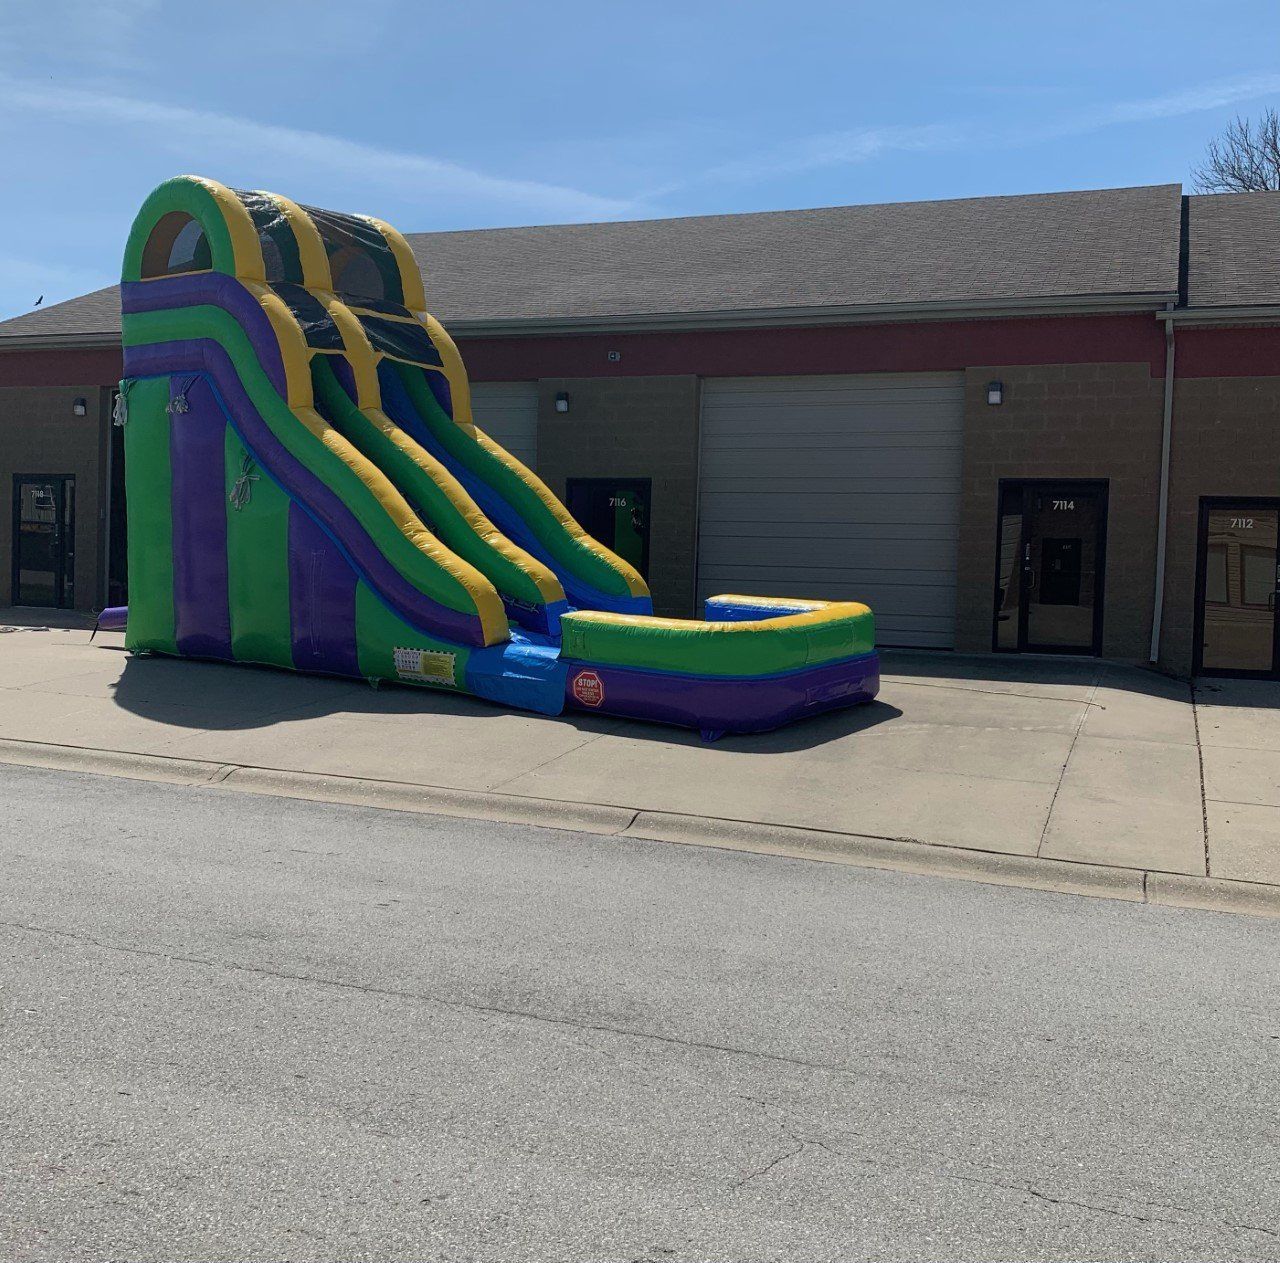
[328,247,383,302]
[1205,542,1228,605]
[1241,546,1273,608]
[140,211,212,278]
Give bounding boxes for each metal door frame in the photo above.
[10,473,75,609]
[1193,496,1280,678]
[565,476,653,580]
[991,479,1109,656]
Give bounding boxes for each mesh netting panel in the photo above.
[299,203,404,305]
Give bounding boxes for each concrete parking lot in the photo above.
[0,619,1276,907]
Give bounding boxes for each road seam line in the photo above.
[1,920,865,1078]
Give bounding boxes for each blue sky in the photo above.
[1,0,1279,319]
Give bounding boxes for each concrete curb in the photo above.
[1145,871,1280,918]
[622,811,1147,901]
[221,764,637,836]
[1,736,1276,919]
[0,738,230,786]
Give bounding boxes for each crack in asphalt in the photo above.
[11,919,1277,1245]
[942,1171,1278,1241]
[730,1135,807,1188]
[729,1093,840,1190]
[725,1092,1278,1243]
[4,920,861,1080]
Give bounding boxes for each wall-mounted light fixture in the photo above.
[986,380,1004,406]
[554,391,570,414]
[72,397,88,417]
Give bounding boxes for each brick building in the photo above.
[2,182,1278,677]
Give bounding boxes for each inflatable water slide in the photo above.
[116,176,879,737]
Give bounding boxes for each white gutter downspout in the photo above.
[101,395,113,608]
[1149,305,1176,663]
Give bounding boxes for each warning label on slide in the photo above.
[394,646,456,685]
[571,669,605,707]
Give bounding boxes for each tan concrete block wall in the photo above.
[0,385,110,610]
[1160,375,1280,676]
[536,376,700,617]
[955,363,1164,660]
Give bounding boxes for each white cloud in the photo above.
[670,72,1280,193]
[704,123,963,185]
[0,76,634,223]
[998,73,1280,147]
[1107,74,1280,124]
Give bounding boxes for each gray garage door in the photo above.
[698,373,964,648]
[470,382,539,469]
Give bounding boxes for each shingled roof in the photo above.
[1185,191,1280,309]
[0,182,1187,343]
[406,183,1182,324]
[0,283,121,343]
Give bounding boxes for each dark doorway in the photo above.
[1195,498,1280,677]
[566,477,651,579]
[11,474,76,608]
[992,480,1107,655]
[106,390,128,606]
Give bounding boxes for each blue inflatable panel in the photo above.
[465,631,568,716]
[703,596,825,623]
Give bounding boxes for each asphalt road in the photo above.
[1,764,1278,1263]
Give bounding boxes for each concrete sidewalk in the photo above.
[0,625,1277,913]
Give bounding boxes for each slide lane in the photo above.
[378,361,653,616]
[311,356,569,635]
[121,279,509,654]
[122,277,571,712]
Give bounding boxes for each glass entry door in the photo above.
[1196,501,1280,676]
[993,481,1107,655]
[11,475,75,608]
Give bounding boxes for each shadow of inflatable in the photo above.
[108,650,902,749]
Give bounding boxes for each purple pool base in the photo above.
[562,651,881,738]
[93,606,129,634]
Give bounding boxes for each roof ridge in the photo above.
[403,183,1183,240]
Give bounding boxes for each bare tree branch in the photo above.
[1193,110,1280,192]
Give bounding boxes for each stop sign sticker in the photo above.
[572,669,605,707]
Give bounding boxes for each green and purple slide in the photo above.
[113,175,879,738]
